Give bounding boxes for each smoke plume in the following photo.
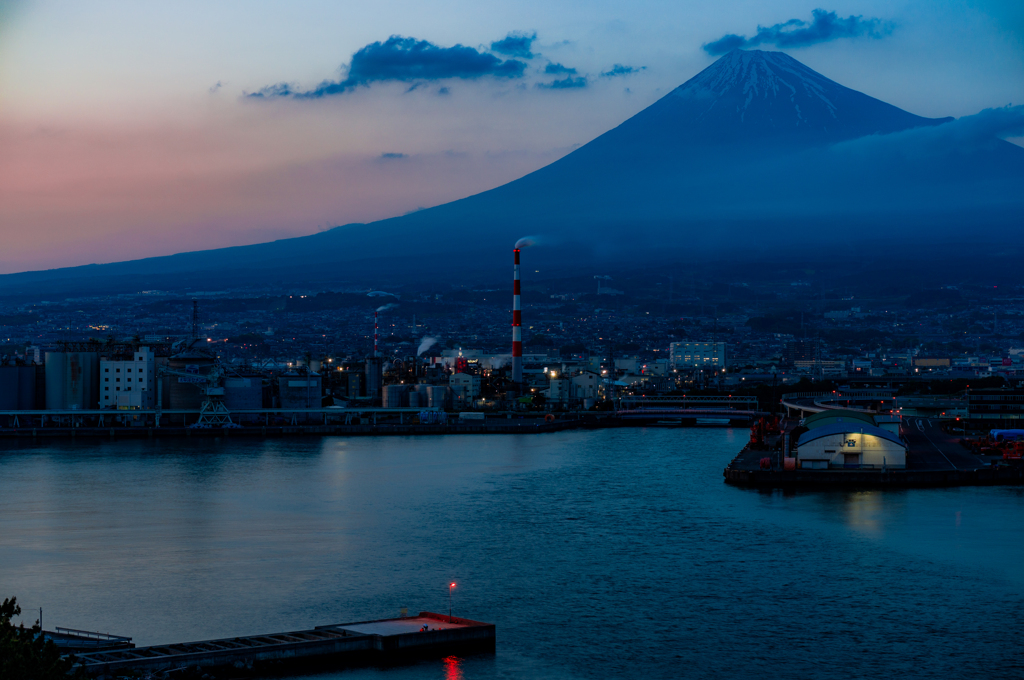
[376,303,398,313]
[417,336,440,355]
[515,236,538,248]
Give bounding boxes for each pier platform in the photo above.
[73,612,495,677]
[725,416,1024,488]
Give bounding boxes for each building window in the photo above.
[116,378,120,382]
[104,368,109,372]
[104,387,109,391]
[128,368,132,373]
[116,368,121,373]
[105,378,108,382]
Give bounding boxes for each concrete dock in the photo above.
[725,416,1024,488]
[73,612,495,677]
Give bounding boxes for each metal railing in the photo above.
[54,627,131,642]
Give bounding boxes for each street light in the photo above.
[449,582,456,623]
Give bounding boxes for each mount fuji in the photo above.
[3,49,1023,296]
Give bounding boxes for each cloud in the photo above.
[209,81,223,94]
[437,86,450,96]
[703,9,892,55]
[537,76,587,90]
[249,36,526,99]
[380,152,407,159]
[833,106,1024,158]
[490,31,537,59]
[544,62,577,75]
[601,64,645,78]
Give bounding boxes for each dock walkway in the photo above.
[73,612,494,677]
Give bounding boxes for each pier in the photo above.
[73,612,495,677]
[725,416,1024,488]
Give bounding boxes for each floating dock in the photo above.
[73,612,495,677]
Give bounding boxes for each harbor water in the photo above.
[2,429,1023,679]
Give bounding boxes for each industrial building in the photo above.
[450,373,481,406]
[100,346,156,409]
[278,372,322,410]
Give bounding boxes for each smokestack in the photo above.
[374,310,380,358]
[512,248,523,387]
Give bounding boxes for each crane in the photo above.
[157,363,237,428]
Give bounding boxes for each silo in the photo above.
[167,351,215,410]
[382,385,406,408]
[407,391,421,408]
[44,352,67,409]
[65,352,98,409]
[0,367,19,409]
[364,357,383,400]
[17,366,36,409]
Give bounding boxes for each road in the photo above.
[901,416,986,471]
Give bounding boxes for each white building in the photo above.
[571,371,601,400]
[796,423,906,469]
[548,376,571,404]
[100,346,156,409]
[670,342,728,370]
[449,373,481,406]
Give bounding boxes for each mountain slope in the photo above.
[2,49,1022,297]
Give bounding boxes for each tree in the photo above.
[0,597,86,680]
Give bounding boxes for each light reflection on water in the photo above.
[2,430,1023,679]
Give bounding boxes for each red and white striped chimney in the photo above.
[374,310,380,358]
[512,248,523,386]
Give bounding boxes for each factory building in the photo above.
[100,347,156,409]
[449,373,481,407]
[223,376,265,410]
[278,373,321,410]
[571,371,601,401]
[670,342,728,370]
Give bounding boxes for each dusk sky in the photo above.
[1,0,1022,274]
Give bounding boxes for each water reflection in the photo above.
[443,655,464,680]
[3,431,1024,679]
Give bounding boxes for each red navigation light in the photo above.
[450,583,456,588]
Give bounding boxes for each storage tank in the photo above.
[224,376,264,410]
[407,391,421,408]
[167,352,215,410]
[426,385,449,409]
[364,358,383,400]
[44,351,99,409]
[382,385,406,408]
